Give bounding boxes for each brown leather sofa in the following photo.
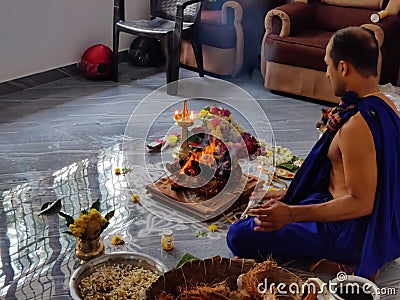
[261,0,400,103]
[180,0,285,76]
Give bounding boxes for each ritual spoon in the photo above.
[240,135,276,219]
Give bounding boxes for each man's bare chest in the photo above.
[327,133,343,164]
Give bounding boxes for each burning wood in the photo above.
[166,141,242,197]
[180,142,216,175]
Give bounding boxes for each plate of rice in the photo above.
[70,252,168,300]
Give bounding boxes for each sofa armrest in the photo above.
[360,24,385,47]
[221,1,243,24]
[386,0,400,15]
[265,2,315,37]
[360,23,385,81]
[222,0,244,75]
[368,15,400,43]
[363,15,400,84]
[362,15,400,48]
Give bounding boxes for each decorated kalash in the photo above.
[146,100,304,219]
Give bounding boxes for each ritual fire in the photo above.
[180,141,216,176]
[146,101,260,218]
[166,140,242,198]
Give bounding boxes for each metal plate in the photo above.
[69,252,168,299]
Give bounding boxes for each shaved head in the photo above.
[329,27,379,78]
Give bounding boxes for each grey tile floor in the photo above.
[0,64,399,299]
[0,66,322,192]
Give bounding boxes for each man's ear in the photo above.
[339,60,348,76]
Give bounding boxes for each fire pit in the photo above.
[166,141,243,197]
[146,100,262,220]
[146,142,258,219]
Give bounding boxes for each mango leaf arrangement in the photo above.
[59,199,114,239]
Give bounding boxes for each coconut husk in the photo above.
[146,257,310,300]
[146,256,256,299]
[240,260,303,300]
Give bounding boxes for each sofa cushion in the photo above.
[321,0,383,10]
[314,5,374,32]
[195,10,237,48]
[265,30,333,71]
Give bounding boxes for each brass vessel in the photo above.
[75,236,104,263]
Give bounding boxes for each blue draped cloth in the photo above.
[283,91,400,278]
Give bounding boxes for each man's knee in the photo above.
[227,219,255,254]
[227,219,252,239]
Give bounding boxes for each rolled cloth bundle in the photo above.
[370,0,400,23]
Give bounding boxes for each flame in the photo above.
[174,100,194,122]
[180,155,195,176]
[181,141,216,175]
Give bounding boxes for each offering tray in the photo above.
[146,173,259,220]
[69,252,168,300]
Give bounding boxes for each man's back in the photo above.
[327,109,377,211]
[328,94,399,218]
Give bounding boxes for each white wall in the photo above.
[0,0,149,83]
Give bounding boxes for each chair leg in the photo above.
[112,30,120,82]
[166,31,179,95]
[191,41,204,77]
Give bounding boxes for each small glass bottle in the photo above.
[161,229,174,251]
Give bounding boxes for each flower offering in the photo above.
[59,199,114,240]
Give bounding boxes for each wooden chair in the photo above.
[113,0,205,94]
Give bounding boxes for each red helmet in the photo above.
[79,44,112,79]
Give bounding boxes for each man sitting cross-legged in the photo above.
[227,26,400,280]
